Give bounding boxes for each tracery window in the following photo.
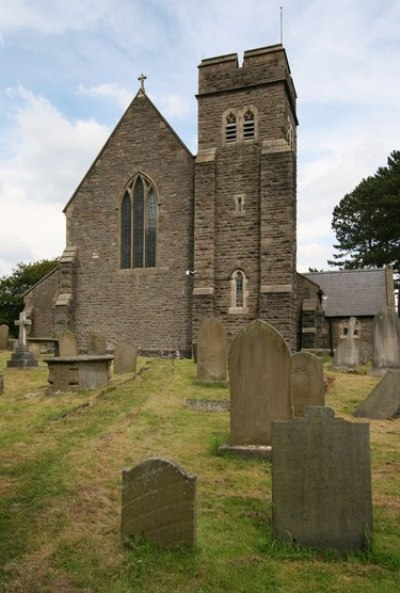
[229,269,249,313]
[120,174,158,269]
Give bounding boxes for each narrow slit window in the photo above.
[235,271,244,307]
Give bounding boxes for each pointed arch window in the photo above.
[120,174,158,269]
[229,269,249,314]
[225,112,237,142]
[243,110,255,139]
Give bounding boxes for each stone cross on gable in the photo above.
[138,73,147,92]
[15,310,31,347]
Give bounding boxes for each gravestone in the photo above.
[196,317,227,382]
[354,370,400,419]
[332,317,360,371]
[371,307,400,374]
[221,319,292,458]
[121,458,197,549]
[272,406,373,552]
[86,331,106,355]
[114,341,138,374]
[58,330,78,357]
[0,373,3,395]
[0,324,9,350]
[6,311,38,368]
[291,351,324,416]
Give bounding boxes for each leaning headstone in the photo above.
[371,307,400,374]
[114,341,137,374]
[58,330,78,357]
[291,351,324,416]
[196,317,227,382]
[354,370,400,419]
[6,310,38,368]
[332,317,360,371]
[0,324,9,350]
[86,331,106,355]
[221,319,292,458]
[121,458,197,549]
[272,406,373,552]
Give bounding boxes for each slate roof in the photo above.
[304,269,388,317]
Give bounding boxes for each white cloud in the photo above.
[77,83,132,111]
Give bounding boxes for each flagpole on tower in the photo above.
[280,6,283,45]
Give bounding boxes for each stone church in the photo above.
[24,44,308,355]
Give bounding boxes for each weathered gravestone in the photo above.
[332,317,360,371]
[196,317,227,382]
[121,458,197,549]
[86,331,106,355]
[291,351,324,416]
[371,307,400,375]
[272,407,373,552]
[7,311,38,368]
[354,370,400,419]
[58,330,78,357]
[0,324,9,350]
[221,319,292,458]
[0,373,3,395]
[114,341,138,374]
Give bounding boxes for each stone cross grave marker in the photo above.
[332,316,360,371]
[272,406,373,552]
[114,341,138,374]
[15,310,31,347]
[196,317,227,382]
[121,457,197,549]
[6,310,38,368]
[222,319,292,457]
[371,307,400,374]
[0,324,9,350]
[291,351,324,416]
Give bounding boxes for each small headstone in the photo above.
[332,317,360,371]
[58,330,78,357]
[0,324,9,350]
[121,458,197,549]
[371,307,400,374]
[291,351,324,416]
[354,370,400,419]
[114,341,137,374]
[272,406,373,552]
[86,331,106,355]
[196,317,227,382]
[222,319,292,457]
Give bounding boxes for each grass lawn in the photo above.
[0,352,399,593]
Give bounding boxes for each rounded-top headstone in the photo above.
[196,317,227,382]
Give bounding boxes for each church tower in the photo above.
[193,44,298,348]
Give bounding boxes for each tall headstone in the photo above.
[371,307,400,374]
[0,324,9,350]
[114,341,137,374]
[86,331,106,355]
[291,351,324,416]
[58,330,78,357]
[354,370,400,419]
[6,310,38,368]
[272,407,373,552]
[196,317,227,382]
[121,458,197,549]
[332,317,360,371]
[222,319,292,457]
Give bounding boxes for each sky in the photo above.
[0,0,399,278]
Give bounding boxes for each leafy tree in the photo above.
[0,259,59,334]
[329,150,400,306]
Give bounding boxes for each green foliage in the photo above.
[329,150,400,288]
[0,258,59,333]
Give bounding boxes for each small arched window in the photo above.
[120,174,158,269]
[229,269,249,314]
[225,112,237,142]
[243,110,255,139]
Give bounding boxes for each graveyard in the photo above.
[0,351,399,593]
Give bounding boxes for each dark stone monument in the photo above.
[354,370,400,419]
[196,317,227,382]
[272,406,373,552]
[86,331,107,355]
[0,373,3,395]
[121,458,197,549]
[0,324,9,351]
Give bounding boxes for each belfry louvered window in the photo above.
[120,174,158,269]
[225,112,237,142]
[243,110,255,139]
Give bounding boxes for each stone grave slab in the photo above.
[86,331,106,355]
[121,458,197,549]
[354,370,400,419]
[58,331,78,357]
[272,406,373,552]
[114,341,137,374]
[196,317,227,382]
[332,317,360,371]
[0,324,9,350]
[291,351,324,416]
[371,307,400,374]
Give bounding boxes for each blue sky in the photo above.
[0,0,399,277]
